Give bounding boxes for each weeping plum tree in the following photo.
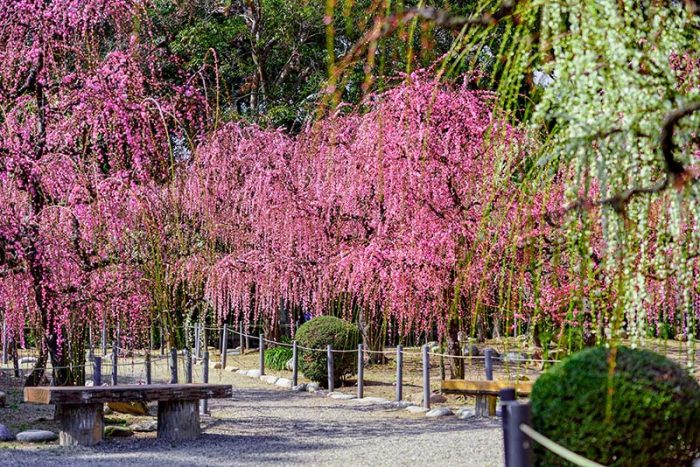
[0,0,197,385]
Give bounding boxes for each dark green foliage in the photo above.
[295,316,359,387]
[265,345,293,371]
[531,346,700,466]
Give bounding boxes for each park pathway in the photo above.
[0,374,503,467]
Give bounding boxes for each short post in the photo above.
[245,326,250,353]
[327,345,334,392]
[357,343,364,399]
[507,402,533,467]
[485,349,494,380]
[88,325,94,360]
[485,348,496,415]
[292,340,298,387]
[422,344,430,409]
[93,356,102,386]
[396,345,403,401]
[239,322,246,354]
[169,347,178,384]
[500,389,516,467]
[185,348,193,383]
[200,352,209,415]
[2,320,7,365]
[221,324,228,369]
[259,333,265,376]
[111,342,118,385]
[145,353,152,385]
[194,323,201,361]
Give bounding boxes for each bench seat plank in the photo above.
[24,383,232,405]
[441,380,532,396]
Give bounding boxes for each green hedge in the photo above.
[295,316,359,387]
[530,346,700,466]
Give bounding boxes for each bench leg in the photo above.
[487,395,497,416]
[56,403,104,446]
[475,395,487,417]
[157,399,200,441]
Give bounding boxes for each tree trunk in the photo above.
[447,317,464,379]
[358,308,385,364]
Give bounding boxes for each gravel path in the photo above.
[0,374,503,467]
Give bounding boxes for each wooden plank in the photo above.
[441,379,533,396]
[25,383,232,405]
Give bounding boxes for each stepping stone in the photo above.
[16,430,58,443]
[406,406,429,414]
[306,383,321,392]
[236,369,248,375]
[104,426,133,438]
[275,378,292,388]
[329,393,355,400]
[426,407,454,418]
[455,408,475,419]
[0,424,14,441]
[292,384,307,392]
[246,369,261,378]
[260,375,279,385]
[129,421,157,432]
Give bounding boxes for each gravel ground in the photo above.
[0,373,503,467]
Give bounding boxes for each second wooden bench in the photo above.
[441,380,532,416]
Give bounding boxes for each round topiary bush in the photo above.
[295,316,359,388]
[530,346,700,466]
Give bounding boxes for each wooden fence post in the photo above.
[259,334,265,376]
[93,357,102,386]
[111,343,118,385]
[292,340,298,387]
[221,324,228,369]
[500,388,516,467]
[327,345,334,392]
[200,351,209,415]
[357,343,364,399]
[240,322,246,354]
[396,345,403,401]
[145,353,152,385]
[101,320,107,356]
[507,402,533,467]
[485,349,497,415]
[185,348,193,383]
[422,344,430,409]
[194,323,201,361]
[169,348,178,384]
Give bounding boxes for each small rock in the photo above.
[246,369,261,378]
[210,362,222,369]
[236,369,248,375]
[292,384,307,392]
[408,392,446,405]
[104,426,133,438]
[107,401,149,416]
[306,382,321,393]
[18,356,37,366]
[467,345,480,357]
[16,430,58,443]
[426,407,454,418]
[329,392,355,400]
[503,351,528,364]
[260,375,279,385]
[129,421,157,432]
[0,424,14,441]
[275,378,292,388]
[85,380,94,387]
[285,358,295,371]
[406,406,429,414]
[0,391,5,407]
[455,408,475,419]
[227,366,240,372]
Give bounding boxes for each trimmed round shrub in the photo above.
[295,316,359,387]
[531,346,700,466]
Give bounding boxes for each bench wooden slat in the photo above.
[441,380,533,396]
[24,383,232,405]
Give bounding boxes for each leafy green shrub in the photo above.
[295,316,359,387]
[264,345,293,371]
[531,346,700,466]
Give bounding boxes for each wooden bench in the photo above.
[441,380,532,417]
[24,383,232,446]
